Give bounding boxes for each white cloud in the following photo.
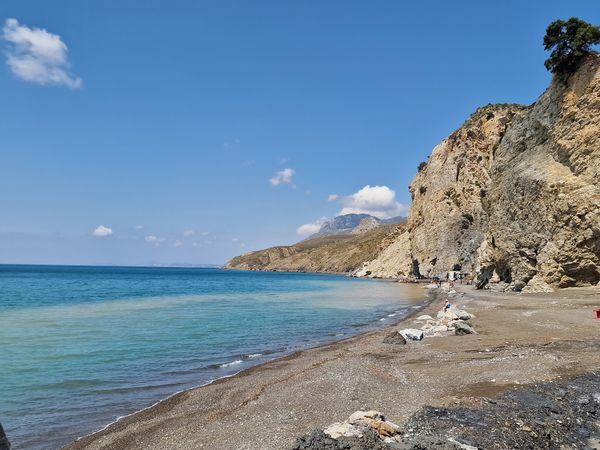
[328,194,339,201]
[232,237,239,242]
[296,217,328,236]
[269,168,295,186]
[183,229,195,237]
[92,225,112,237]
[174,240,183,247]
[2,18,82,88]
[135,225,144,230]
[192,242,200,247]
[335,185,408,219]
[145,235,158,242]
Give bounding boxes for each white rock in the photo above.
[323,422,364,439]
[400,328,424,341]
[416,314,434,321]
[348,410,384,424]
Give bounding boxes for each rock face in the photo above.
[358,103,525,281]
[407,103,525,279]
[359,55,600,291]
[478,55,600,290]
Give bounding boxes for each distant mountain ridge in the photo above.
[309,214,404,239]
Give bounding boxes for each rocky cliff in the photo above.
[358,55,600,291]
[227,55,600,291]
[479,55,600,291]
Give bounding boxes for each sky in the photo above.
[1,1,598,266]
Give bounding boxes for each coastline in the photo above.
[62,284,600,450]
[56,279,433,450]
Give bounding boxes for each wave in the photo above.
[219,359,243,368]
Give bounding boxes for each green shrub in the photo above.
[544,18,600,75]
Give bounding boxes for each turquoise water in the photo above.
[0,265,425,450]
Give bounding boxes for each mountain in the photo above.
[224,222,405,273]
[227,55,600,291]
[307,214,404,239]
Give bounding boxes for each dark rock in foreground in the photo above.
[0,423,10,450]
[403,370,600,449]
[291,370,600,449]
[291,428,392,450]
[383,332,407,345]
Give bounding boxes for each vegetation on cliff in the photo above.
[544,17,600,75]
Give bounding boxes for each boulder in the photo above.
[416,314,434,321]
[347,411,401,440]
[0,424,9,450]
[382,332,406,345]
[400,328,424,341]
[454,322,476,335]
[424,325,448,337]
[348,410,385,423]
[453,309,472,321]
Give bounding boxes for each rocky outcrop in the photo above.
[0,424,10,450]
[359,55,600,291]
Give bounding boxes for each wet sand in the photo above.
[63,285,600,450]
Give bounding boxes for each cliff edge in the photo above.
[359,55,600,291]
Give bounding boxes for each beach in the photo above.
[63,284,600,450]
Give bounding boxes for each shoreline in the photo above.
[63,284,600,450]
[60,283,435,449]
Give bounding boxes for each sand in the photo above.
[63,285,600,450]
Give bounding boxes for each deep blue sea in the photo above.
[0,265,425,450]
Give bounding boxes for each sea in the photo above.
[0,265,426,450]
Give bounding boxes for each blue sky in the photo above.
[1,1,598,266]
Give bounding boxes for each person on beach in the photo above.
[443,299,452,312]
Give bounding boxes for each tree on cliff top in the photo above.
[544,18,600,75]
